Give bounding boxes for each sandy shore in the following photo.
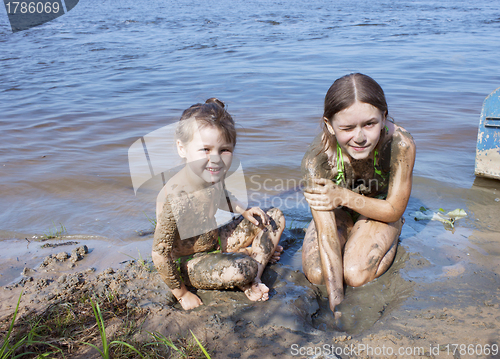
[1,218,499,359]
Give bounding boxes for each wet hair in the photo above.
[322,73,388,151]
[176,98,237,147]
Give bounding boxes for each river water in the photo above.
[1,0,500,332]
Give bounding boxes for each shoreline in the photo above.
[1,221,499,358]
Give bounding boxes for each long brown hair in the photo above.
[322,73,388,151]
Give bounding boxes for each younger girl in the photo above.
[301,74,416,313]
[152,98,285,310]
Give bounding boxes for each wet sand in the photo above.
[1,197,499,359]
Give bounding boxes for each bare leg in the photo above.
[181,252,259,290]
[343,216,403,287]
[302,220,323,284]
[220,208,285,301]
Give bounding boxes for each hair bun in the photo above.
[205,98,225,108]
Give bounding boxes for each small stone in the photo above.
[76,245,88,256]
[21,267,33,276]
[104,268,115,275]
[56,252,69,261]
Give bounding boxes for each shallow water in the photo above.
[1,0,500,334]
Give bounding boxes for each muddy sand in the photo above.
[1,201,500,358]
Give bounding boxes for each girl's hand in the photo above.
[242,207,269,227]
[178,291,203,310]
[304,178,345,211]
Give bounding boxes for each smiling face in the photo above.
[325,100,386,160]
[177,122,234,186]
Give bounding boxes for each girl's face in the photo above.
[325,101,386,160]
[177,123,234,185]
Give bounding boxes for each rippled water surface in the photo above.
[1,0,500,331]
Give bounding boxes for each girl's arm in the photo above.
[152,201,203,310]
[311,207,345,311]
[345,129,415,222]
[302,134,344,310]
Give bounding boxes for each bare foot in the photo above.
[240,280,270,301]
[268,245,283,264]
[178,291,203,310]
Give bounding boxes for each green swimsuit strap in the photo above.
[335,142,346,185]
[373,149,384,178]
[373,125,389,179]
[336,126,389,185]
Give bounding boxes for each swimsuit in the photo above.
[334,125,389,186]
[334,142,388,186]
[334,126,390,222]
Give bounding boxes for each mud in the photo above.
[184,252,258,289]
[153,202,283,294]
[1,191,500,359]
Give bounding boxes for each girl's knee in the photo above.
[266,208,285,229]
[227,257,258,285]
[343,261,373,287]
[304,265,324,285]
[344,269,368,287]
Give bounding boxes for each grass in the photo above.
[287,219,308,233]
[1,292,213,359]
[147,332,212,359]
[190,331,211,359]
[119,250,154,273]
[82,298,144,359]
[0,291,28,359]
[40,222,67,240]
[0,292,64,359]
[143,211,157,229]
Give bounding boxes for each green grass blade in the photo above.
[11,350,37,359]
[190,330,211,359]
[88,298,109,359]
[110,341,145,359]
[25,340,65,359]
[148,332,184,356]
[3,338,28,359]
[82,342,104,357]
[1,291,24,358]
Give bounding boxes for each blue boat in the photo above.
[475,87,500,180]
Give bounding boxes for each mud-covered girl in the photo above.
[301,73,416,313]
[152,98,285,310]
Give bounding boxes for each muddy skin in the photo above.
[153,197,283,293]
[220,208,282,265]
[302,208,352,285]
[178,252,258,290]
[301,133,336,184]
[152,196,219,290]
[301,124,414,311]
[301,132,391,197]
